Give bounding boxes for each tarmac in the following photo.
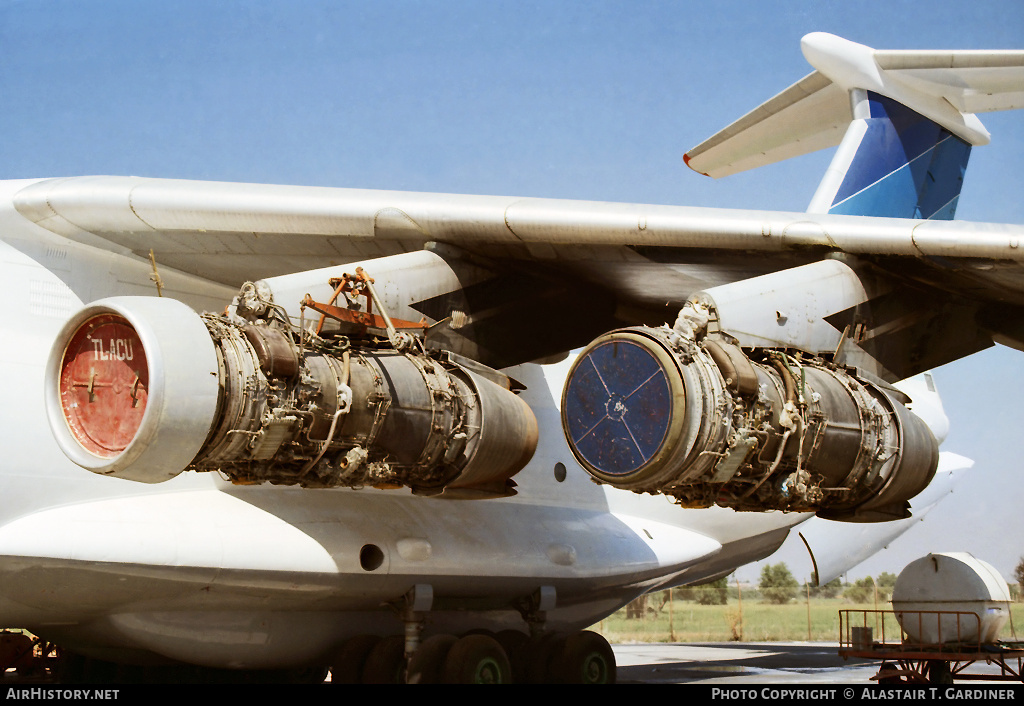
[613,642,881,684]
[613,642,1024,686]
[4,641,1022,685]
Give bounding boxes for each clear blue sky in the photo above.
[2,0,1022,580]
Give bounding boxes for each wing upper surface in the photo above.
[14,175,1024,257]
[12,175,1024,319]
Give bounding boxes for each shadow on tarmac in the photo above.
[613,642,881,684]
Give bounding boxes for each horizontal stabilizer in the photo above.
[684,72,850,178]
[684,33,1024,179]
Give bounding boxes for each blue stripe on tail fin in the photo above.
[824,92,972,220]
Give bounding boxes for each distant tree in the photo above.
[625,594,648,619]
[694,576,729,605]
[876,572,897,601]
[868,573,892,598]
[759,563,798,604]
[625,590,674,618]
[812,577,843,599]
[1016,557,1024,599]
[844,577,877,604]
[674,585,697,602]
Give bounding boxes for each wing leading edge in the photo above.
[13,175,1024,269]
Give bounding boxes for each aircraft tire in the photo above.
[553,630,616,684]
[494,629,530,682]
[361,635,406,684]
[407,634,457,684]
[328,634,381,684]
[441,634,511,684]
[523,632,567,684]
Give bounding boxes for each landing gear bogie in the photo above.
[328,628,616,684]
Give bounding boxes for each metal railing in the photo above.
[840,609,985,652]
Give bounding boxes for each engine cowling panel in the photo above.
[562,326,938,522]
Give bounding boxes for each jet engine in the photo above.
[561,320,939,522]
[46,291,537,498]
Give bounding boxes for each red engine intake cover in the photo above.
[58,314,148,458]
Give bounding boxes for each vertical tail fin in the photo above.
[807,90,972,219]
[683,33,1024,219]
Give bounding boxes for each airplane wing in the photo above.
[16,174,1024,275]
[13,172,1024,379]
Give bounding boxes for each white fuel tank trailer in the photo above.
[891,553,1011,645]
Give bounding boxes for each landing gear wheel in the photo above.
[328,634,381,684]
[495,630,530,682]
[407,634,457,684]
[361,635,406,684]
[441,634,511,684]
[554,630,616,684]
[495,629,529,656]
[524,632,567,683]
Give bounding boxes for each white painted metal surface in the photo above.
[892,553,1011,644]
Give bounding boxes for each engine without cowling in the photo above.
[46,271,538,498]
[561,301,939,522]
